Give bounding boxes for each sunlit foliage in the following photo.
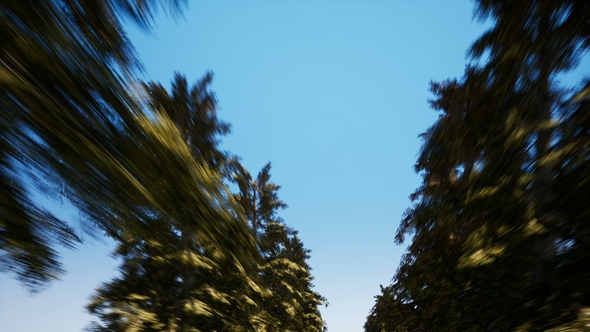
[2,1,327,330]
[0,0,186,291]
[232,162,328,332]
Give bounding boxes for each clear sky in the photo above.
[0,1,490,331]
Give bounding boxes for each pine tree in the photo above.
[545,79,590,330]
[364,284,415,332]
[143,72,230,169]
[0,0,185,291]
[232,162,327,332]
[86,75,262,332]
[366,1,589,330]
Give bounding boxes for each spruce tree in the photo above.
[86,75,261,332]
[0,0,185,291]
[233,162,327,332]
[366,1,589,330]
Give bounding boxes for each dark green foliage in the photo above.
[2,1,326,330]
[84,74,326,331]
[364,285,414,332]
[143,72,230,168]
[233,163,328,332]
[366,1,590,331]
[87,233,263,332]
[85,74,262,332]
[1,0,185,291]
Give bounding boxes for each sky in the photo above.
[0,1,492,331]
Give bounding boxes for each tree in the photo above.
[86,75,262,331]
[364,284,416,332]
[143,72,230,169]
[390,72,535,331]
[545,79,590,330]
[1,0,186,291]
[233,162,328,332]
[366,1,590,329]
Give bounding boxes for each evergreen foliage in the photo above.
[366,1,590,331]
[85,75,262,331]
[1,0,185,291]
[232,162,328,332]
[1,1,327,330]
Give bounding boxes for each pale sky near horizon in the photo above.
[1,1,493,331]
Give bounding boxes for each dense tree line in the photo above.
[1,1,326,330]
[366,1,589,331]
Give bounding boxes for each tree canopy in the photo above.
[366,1,590,331]
[1,0,327,330]
[1,0,185,290]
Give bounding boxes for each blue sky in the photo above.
[0,1,491,331]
